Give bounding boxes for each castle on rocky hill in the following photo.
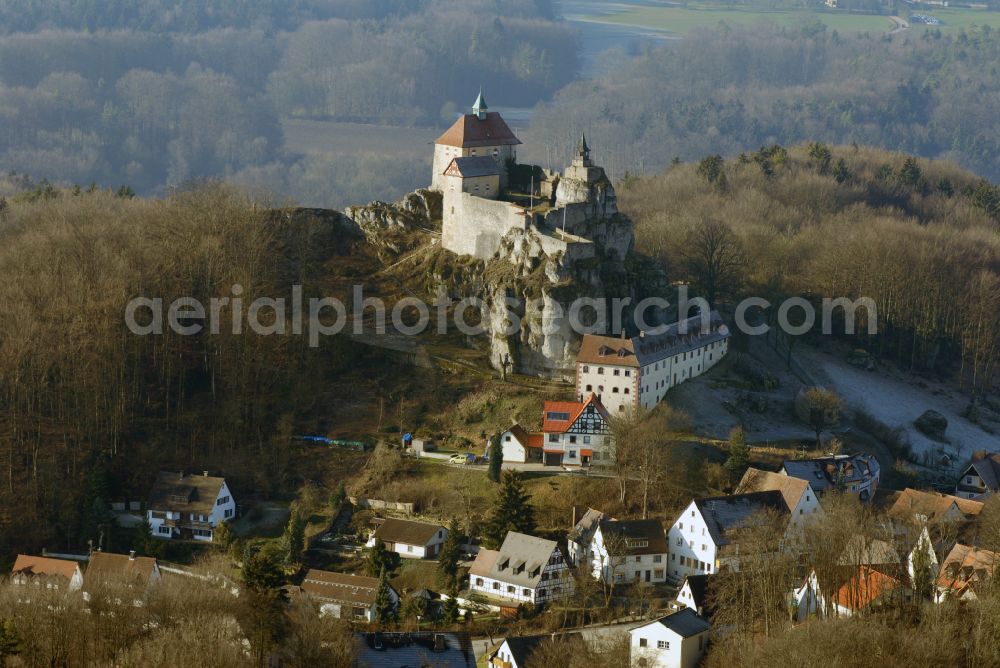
[430,89,626,263]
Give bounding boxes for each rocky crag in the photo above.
[344,189,667,379]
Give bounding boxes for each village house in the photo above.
[954,451,1000,500]
[630,608,710,668]
[539,393,612,467]
[668,491,790,580]
[674,574,711,619]
[82,550,160,606]
[498,424,544,464]
[935,543,998,603]
[486,633,581,668]
[888,487,984,525]
[300,569,398,622]
[568,509,669,585]
[11,554,84,591]
[354,632,474,668]
[468,532,573,605]
[146,470,236,542]
[780,453,880,502]
[828,565,912,617]
[575,313,730,415]
[367,518,448,559]
[736,467,822,533]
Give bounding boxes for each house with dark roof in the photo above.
[675,574,712,619]
[82,551,160,606]
[11,554,84,591]
[540,393,611,467]
[300,569,398,622]
[668,491,791,580]
[955,451,1000,499]
[468,532,573,605]
[569,510,669,585]
[486,633,583,668]
[630,608,710,668]
[146,471,235,542]
[354,632,474,668]
[366,518,448,559]
[575,312,730,415]
[780,454,880,502]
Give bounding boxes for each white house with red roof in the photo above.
[499,424,545,463]
[540,393,611,467]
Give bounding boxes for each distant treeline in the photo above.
[534,22,1000,185]
[0,0,575,194]
[622,144,1000,393]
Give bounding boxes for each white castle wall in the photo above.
[442,191,528,260]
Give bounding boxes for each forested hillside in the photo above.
[621,144,1000,392]
[535,23,1000,184]
[0,0,575,194]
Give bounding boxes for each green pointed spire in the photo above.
[473,87,488,120]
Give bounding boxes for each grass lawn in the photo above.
[910,6,1000,30]
[588,5,893,34]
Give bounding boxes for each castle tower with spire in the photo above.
[430,88,521,192]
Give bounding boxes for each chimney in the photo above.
[639,330,646,338]
[203,470,209,477]
[572,505,577,528]
[129,550,135,560]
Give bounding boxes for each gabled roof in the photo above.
[300,569,388,606]
[83,552,157,591]
[693,491,790,547]
[837,536,901,566]
[471,532,559,590]
[12,554,81,581]
[495,633,583,667]
[962,452,1000,491]
[737,467,812,511]
[831,565,904,611]
[576,313,729,367]
[888,488,984,524]
[636,608,711,638]
[508,424,543,450]
[568,507,606,546]
[434,112,521,148]
[680,574,711,613]
[442,155,499,178]
[373,518,444,547]
[542,393,608,434]
[597,518,668,556]
[147,471,227,515]
[576,335,638,367]
[936,543,998,596]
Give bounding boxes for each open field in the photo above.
[585,4,895,33]
[907,6,1000,30]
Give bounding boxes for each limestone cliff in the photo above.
[347,189,667,379]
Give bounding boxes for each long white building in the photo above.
[575,313,730,414]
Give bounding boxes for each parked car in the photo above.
[448,454,468,464]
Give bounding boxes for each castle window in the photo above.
[624,370,630,377]
[586,384,592,391]
[597,367,604,375]
[582,365,589,372]
[613,369,620,376]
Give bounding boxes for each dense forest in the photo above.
[0,0,575,194]
[621,144,1000,394]
[535,22,1000,185]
